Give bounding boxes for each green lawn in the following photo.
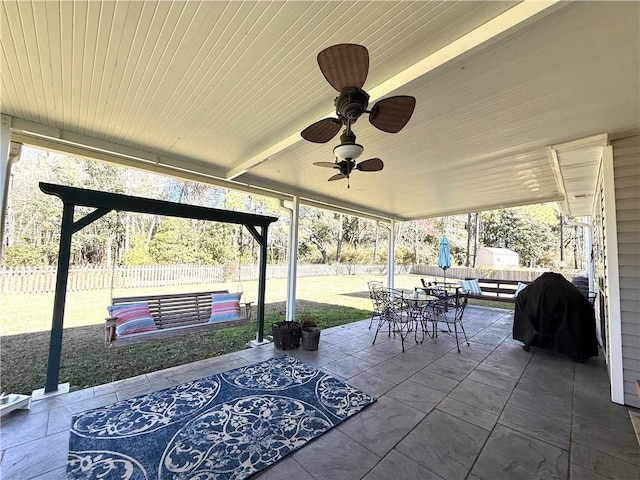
[1,274,514,394]
[1,274,428,335]
[1,274,436,394]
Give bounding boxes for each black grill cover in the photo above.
[513,272,598,359]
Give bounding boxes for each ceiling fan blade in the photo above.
[369,96,416,133]
[317,44,369,91]
[313,161,338,168]
[301,118,342,143]
[328,173,346,182]
[356,158,384,172]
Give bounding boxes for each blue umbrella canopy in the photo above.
[438,235,451,282]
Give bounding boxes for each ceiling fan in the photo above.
[301,43,416,186]
[313,129,384,188]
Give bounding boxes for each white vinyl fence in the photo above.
[0,264,413,294]
[1,263,566,295]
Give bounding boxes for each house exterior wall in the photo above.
[612,135,640,407]
[593,135,640,407]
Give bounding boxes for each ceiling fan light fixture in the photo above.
[334,142,364,160]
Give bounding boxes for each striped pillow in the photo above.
[514,282,528,298]
[108,302,157,337]
[467,279,482,295]
[458,279,471,293]
[209,292,242,323]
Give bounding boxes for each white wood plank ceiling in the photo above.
[2,1,638,220]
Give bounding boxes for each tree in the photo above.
[399,219,440,264]
[299,208,338,263]
[4,145,566,270]
[146,218,239,265]
[481,207,555,267]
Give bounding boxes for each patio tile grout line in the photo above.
[347,313,510,480]
[463,341,536,480]
[568,353,577,480]
[5,312,576,480]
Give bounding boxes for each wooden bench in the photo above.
[464,278,529,303]
[105,290,252,348]
[420,277,529,303]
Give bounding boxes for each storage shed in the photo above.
[477,247,520,268]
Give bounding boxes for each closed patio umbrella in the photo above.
[438,235,451,283]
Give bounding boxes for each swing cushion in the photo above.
[108,302,158,336]
[209,292,242,323]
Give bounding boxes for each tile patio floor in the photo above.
[1,305,639,479]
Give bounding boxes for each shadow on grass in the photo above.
[339,290,371,299]
[0,300,372,395]
[467,298,515,310]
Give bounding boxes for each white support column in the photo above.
[602,145,624,404]
[564,216,595,297]
[583,216,595,297]
[386,219,396,289]
[282,197,299,322]
[1,115,18,253]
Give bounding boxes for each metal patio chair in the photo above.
[426,288,470,352]
[367,280,384,329]
[372,288,413,352]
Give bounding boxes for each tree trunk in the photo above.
[473,213,480,267]
[373,224,379,263]
[336,214,343,263]
[145,217,156,249]
[574,225,579,269]
[560,215,564,262]
[466,213,472,267]
[124,214,130,256]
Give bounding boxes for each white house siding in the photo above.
[613,135,640,408]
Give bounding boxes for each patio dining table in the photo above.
[405,290,440,344]
[372,288,438,352]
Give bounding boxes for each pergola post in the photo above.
[44,205,111,393]
[44,203,74,393]
[246,224,269,343]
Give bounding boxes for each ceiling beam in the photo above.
[10,117,293,201]
[225,0,564,181]
[10,117,404,220]
[547,133,608,216]
[547,147,571,215]
[237,173,404,221]
[11,118,162,166]
[400,193,565,221]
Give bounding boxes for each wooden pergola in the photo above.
[39,182,278,393]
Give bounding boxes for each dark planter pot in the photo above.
[272,321,302,350]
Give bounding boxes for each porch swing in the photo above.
[39,182,277,394]
[105,215,253,348]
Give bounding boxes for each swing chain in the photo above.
[237,226,244,296]
[109,211,123,301]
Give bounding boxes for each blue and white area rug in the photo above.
[67,355,375,479]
